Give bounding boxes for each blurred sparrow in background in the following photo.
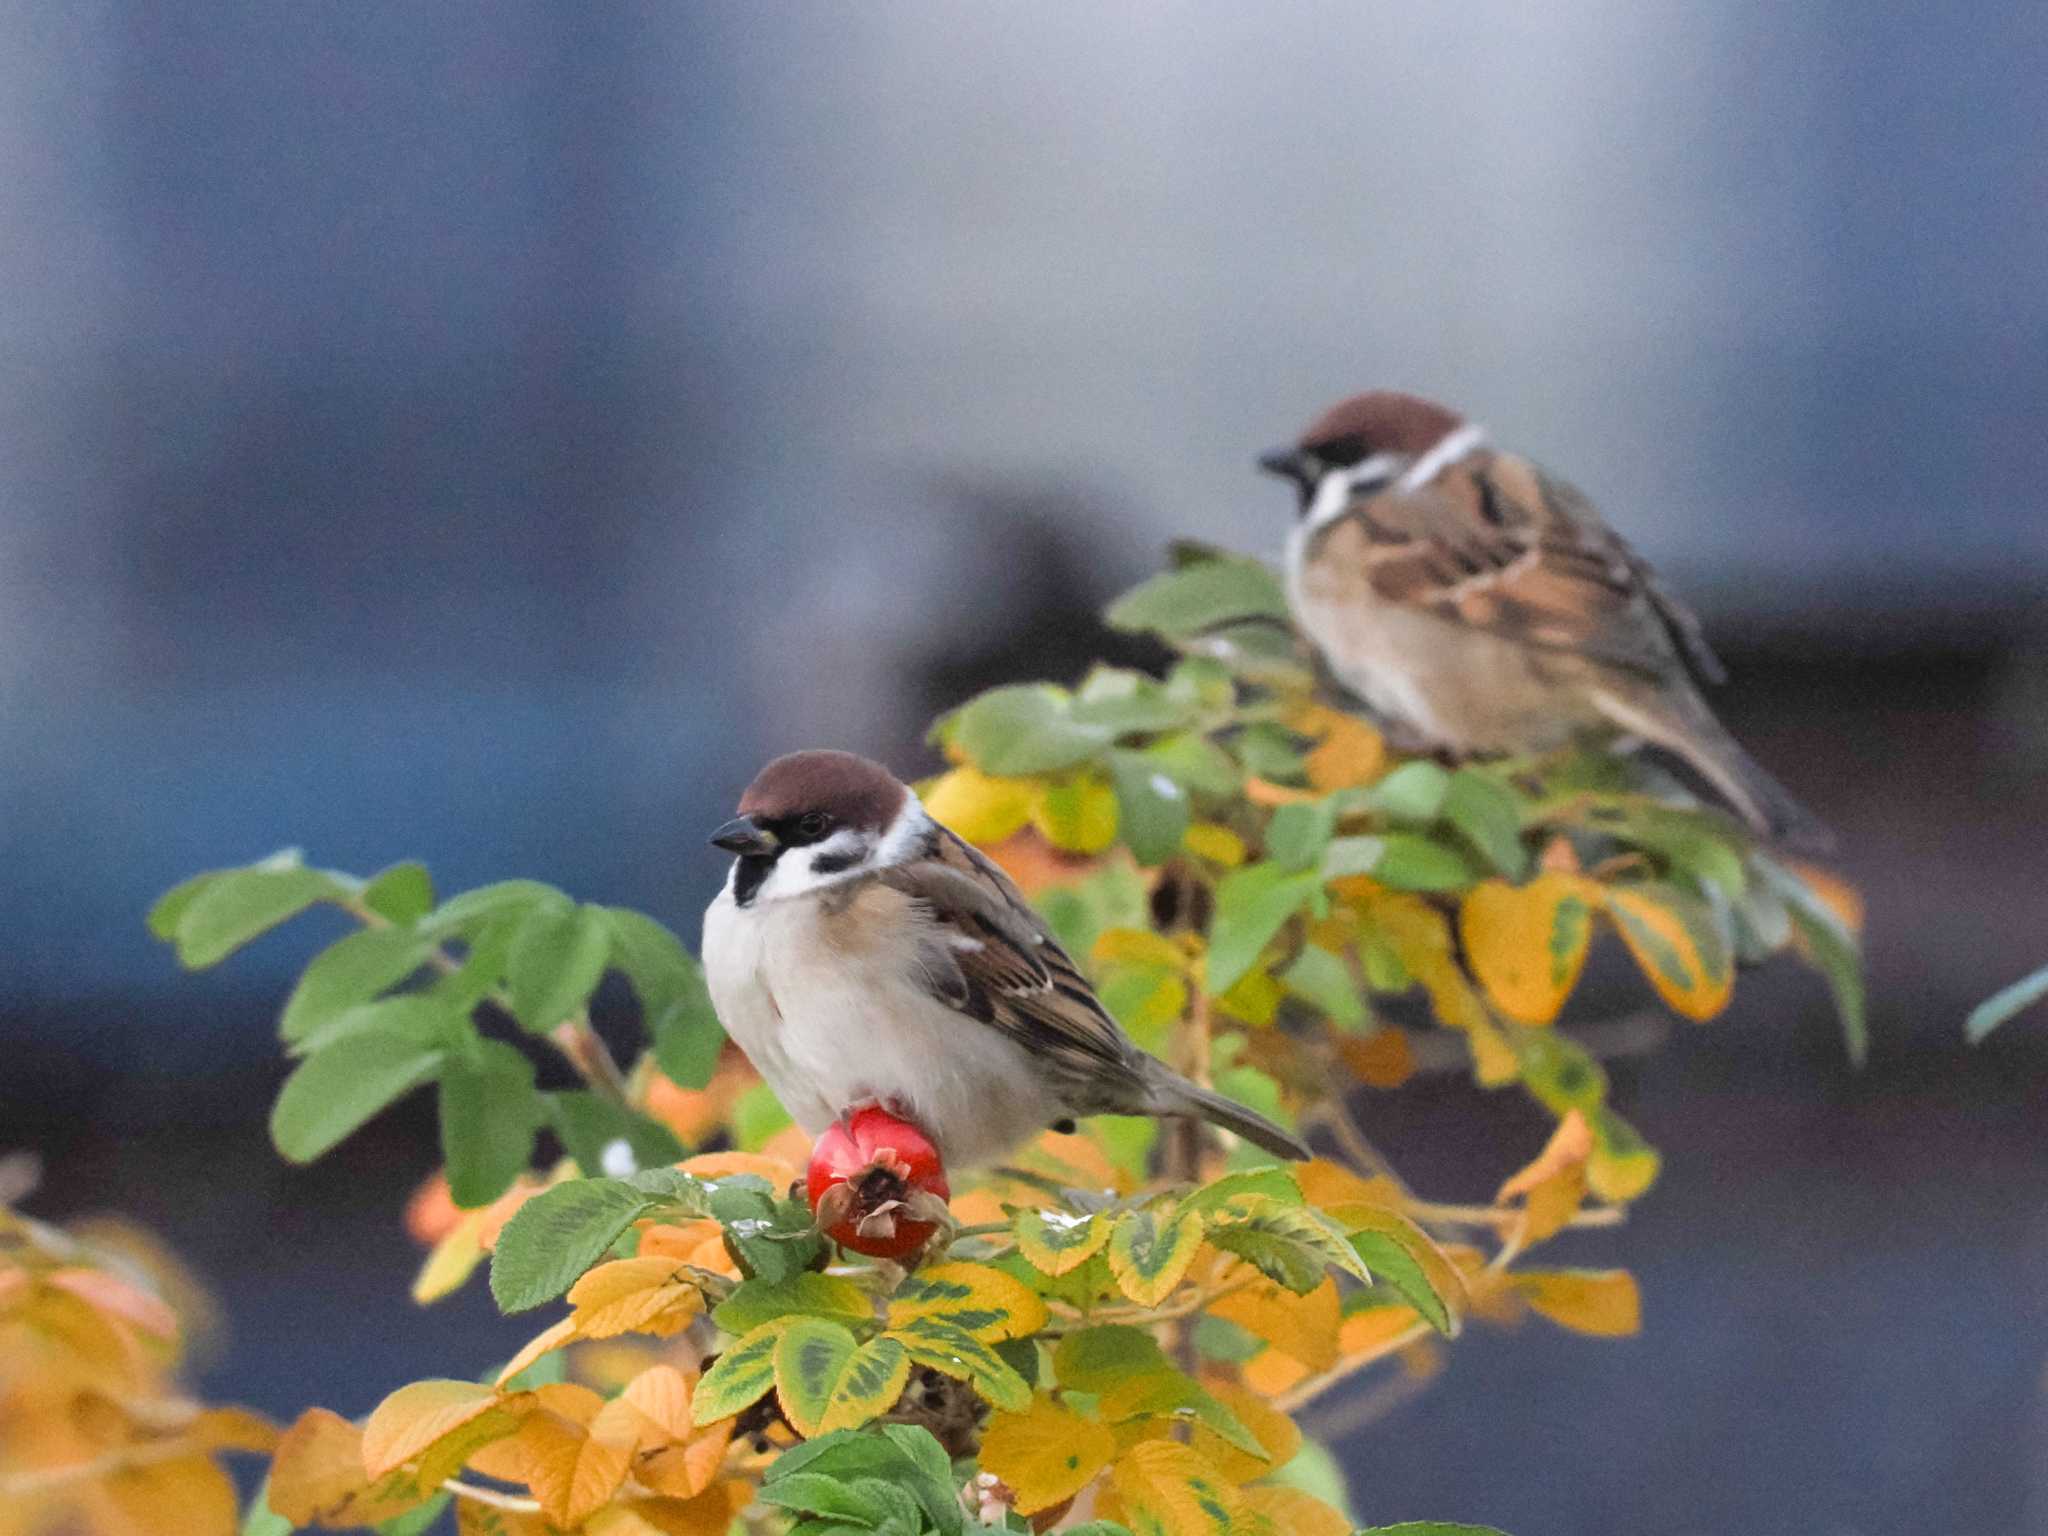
[1260,390,1829,850]
[701,749,1312,1166]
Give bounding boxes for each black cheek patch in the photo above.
[810,846,864,877]
[733,854,775,907]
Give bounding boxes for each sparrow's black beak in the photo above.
[1257,446,1314,488]
[710,816,777,857]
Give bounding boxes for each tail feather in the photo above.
[1148,1070,1312,1161]
[1593,686,1834,854]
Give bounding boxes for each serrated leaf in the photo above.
[1108,751,1192,867]
[772,1318,860,1437]
[886,1318,1031,1411]
[1350,1229,1456,1336]
[766,1427,965,1536]
[1179,1166,1303,1216]
[1014,1209,1110,1277]
[945,684,1115,775]
[887,1261,1048,1342]
[1202,1193,1369,1293]
[715,1271,873,1336]
[171,859,342,968]
[362,862,436,924]
[505,902,611,1033]
[566,1254,705,1339]
[980,1393,1116,1515]
[1097,1370,1267,1460]
[1604,881,1732,1021]
[439,1039,540,1207]
[1458,874,1599,1026]
[490,1178,659,1312]
[691,1320,787,1424]
[268,1408,427,1528]
[359,1379,507,1480]
[819,1336,912,1434]
[1052,1325,1168,1393]
[1206,862,1320,994]
[270,1031,444,1164]
[1105,1207,1203,1306]
[1110,1440,1243,1536]
[279,926,435,1046]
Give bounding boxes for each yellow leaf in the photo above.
[1339,1304,1424,1359]
[267,1408,426,1528]
[1207,1276,1340,1371]
[1350,884,1520,1084]
[92,1453,238,1536]
[980,1392,1116,1514]
[1110,1438,1244,1536]
[1092,927,1189,971]
[638,1422,734,1500]
[1498,1108,1594,1202]
[1586,1112,1662,1205]
[923,765,1039,845]
[1303,713,1386,792]
[184,1405,281,1455]
[618,1364,695,1443]
[816,1335,913,1434]
[1601,883,1733,1022]
[1459,875,1599,1025]
[1513,1268,1641,1336]
[44,1268,180,1342]
[1031,775,1119,854]
[494,1317,578,1387]
[411,1213,486,1305]
[1014,1209,1110,1277]
[1182,822,1247,866]
[1293,1159,1403,1222]
[360,1379,506,1480]
[609,1481,753,1536]
[1105,1207,1204,1306]
[1214,967,1284,1027]
[1189,1380,1300,1486]
[887,1262,1049,1343]
[1242,777,1320,806]
[1242,1483,1352,1536]
[567,1256,705,1340]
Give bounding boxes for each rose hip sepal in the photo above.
[805,1105,952,1259]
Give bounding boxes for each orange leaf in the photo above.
[1513,1269,1641,1336]
[44,1269,179,1343]
[638,1421,733,1500]
[1459,875,1599,1026]
[1240,1345,1310,1397]
[91,1453,238,1536]
[1207,1277,1340,1372]
[1338,1027,1415,1087]
[980,1392,1116,1514]
[1190,1379,1300,1485]
[1785,862,1864,936]
[1339,1304,1424,1359]
[268,1408,424,1528]
[614,1480,754,1536]
[1242,1482,1352,1536]
[360,1379,505,1479]
[495,1317,578,1387]
[1601,883,1733,1022]
[512,1405,635,1528]
[1498,1109,1594,1203]
[676,1150,798,1188]
[1303,713,1386,792]
[1293,1159,1403,1223]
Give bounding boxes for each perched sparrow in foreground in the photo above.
[701,749,1311,1167]
[1260,390,1830,850]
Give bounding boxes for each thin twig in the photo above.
[1271,1319,1432,1414]
[1296,1354,1437,1440]
[1405,1199,1625,1232]
[441,1478,543,1513]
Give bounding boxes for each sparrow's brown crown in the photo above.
[737,750,907,834]
[1297,390,1465,458]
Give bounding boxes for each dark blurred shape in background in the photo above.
[2,6,2045,1533]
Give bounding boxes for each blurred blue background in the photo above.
[4,5,2047,1532]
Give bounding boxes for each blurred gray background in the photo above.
[4,5,2047,1533]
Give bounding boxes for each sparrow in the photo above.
[700,749,1312,1167]
[1259,390,1830,850]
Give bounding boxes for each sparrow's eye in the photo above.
[797,812,831,841]
[1306,433,1369,471]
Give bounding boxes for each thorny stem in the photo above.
[341,896,632,1108]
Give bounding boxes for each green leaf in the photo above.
[269,1031,444,1164]
[279,927,437,1046]
[1441,768,1528,879]
[731,1079,796,1151]
[767,1427,966,1536]
[438,1039,540,1208]
[1514,1028,1608,1113]
[772,1318,861,1436]
[361,861,435,924]
[1140,732,1241,799]
[1266,799,1337,872]
[1178,1167,1303,1217]
[1206,863,1321,994]
[170,855,344,968]
[945,684,1115,775]
[505,902,611,1033]
[887,1318,1032,1411]
[692,1320,785,1424]
[1232,721,1307,783]
[1104,552,1289,638]
[624,1166,722,1212]
[1106,1206,1205,1305]
[420,879,568,933]
[600,907,727,1088]
[1364,761,1450,821]
[489,1177,658,1312]
[1350,1231,1453,1336]
[1013,1208,1111,1277]
[1361,833,1476,892]
[1107,751,1192,867]
[1097,1369,1268,1459]
[1053,1324,1169,1393]
[712,1186,826,1282]
[714,1272,875,1336]
[1202,1194,1369,1294]
[1279,944,1365,1027]
[289,991,465,1058]
[239,1476,292,1536]
[148,870,222,943]
[1071,667,1202,735]
[758,1470,903,1525]
[374,1493,451,1536]
[1969,961,2048,1044]
[546,1089,686,1178]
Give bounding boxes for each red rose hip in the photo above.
[806,1105,951,1259]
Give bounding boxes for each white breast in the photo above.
[701,876,1063,1167]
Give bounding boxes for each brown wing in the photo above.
[1321,450,1724,685]
[877,830,1144,1097]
